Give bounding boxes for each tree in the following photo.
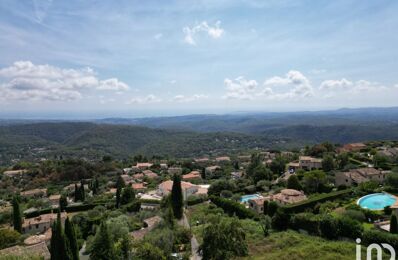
[319,214,339,239]
[252,165,273,183]
[337,152,349,169]
[287,175,302,190]
[267,201,278,217]
[270,156,286,176]
[50,212,72,260]
[171,174,183,219]
[391,214,398,234]
[115,176,125,208]
[303,170,327,193]
[60,195,68,211]
[65,217,79,260]
[74,183,80,202]
[80,180,85,201]
[208,179,236,197]
[134,242,165,260]
[271,208,290,231]
[322,154,335,172]
[0,228,20,250]
[120,185,135,205]
[200,216,248,260]
[263,200,269,215]
[259,215,272,237]
[12,196,22,233]
[89,222,114,260]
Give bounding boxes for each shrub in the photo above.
[210,196,256,219]
[290,213,320,235]
[319,214,339,239]
[267,201,278,217]
[271,208,290,231]
[362,230,398,249]
[337,216,363,239]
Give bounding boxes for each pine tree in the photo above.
[12,196,22,233]
[50,212,72,260]
[89,222,114,260]
[390,214,398,234]
[65,217,79,260]
[171,174,183,219]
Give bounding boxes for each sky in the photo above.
[0,0,398,118]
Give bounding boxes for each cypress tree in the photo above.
[115,176,125,208]
[12,196,22,233]
[120,185,135,206]
[89,222,113,260]
[390,214,398,234]
[80,180,85,201]
[171,174,183,219]
[50,212,72,260]
[65,217,79,260]
[60,194,68,211]
[74,183,80,202]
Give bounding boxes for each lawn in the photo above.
[242,230,359,260]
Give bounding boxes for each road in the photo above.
[179,212,202,260]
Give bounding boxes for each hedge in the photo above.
[139,199,161,205]
[187,195,208,206]
[283,189,353,213]
[362,229,398,249]
[210,196,256,219]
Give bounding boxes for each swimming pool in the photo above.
[357,193,397,210]
[240,194,262,203]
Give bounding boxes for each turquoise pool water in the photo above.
[240,194,261,203]
[357,193,397,210]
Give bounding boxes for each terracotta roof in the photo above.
[24,229,52,245]
[159,180,196,193]
[23,212,67,228]
[132,183,146,190]
[182,171,201,180]
[0,242,50,260]
[143,170,158,179]
[20,188,47,197]
[216,156,231,161]
[136,162,153,168]
[133,173,144,179]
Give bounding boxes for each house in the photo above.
[338,143,367,153]
[132,183,146,192]
[194,157,210,163]
[48,194,61,206]
[160,163,168,170]
[248,197,265,214]
[120,174,134,185]
[24,228,52,245]
[237,155,251,162]
[298,156,322,170]
[377,147,398,158]
[205,166,221,177]
[157,180,207,200]
[168,167,182,175]
[215,156,231,162]
[20,188,47,198]
[133,173,145,180]
[142,170,158,179]
[22,212,67,234]
[135,162,153,169]
[270,189,307,205]
[3,169,28,178]
[335,167,388,187]
[231,171,243,179]
[0,242,50,260]
[182,171,202,181]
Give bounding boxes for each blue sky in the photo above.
[0,0,397,118]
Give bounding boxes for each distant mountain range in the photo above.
[1,107,398,165]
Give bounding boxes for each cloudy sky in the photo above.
[0,0,397,118]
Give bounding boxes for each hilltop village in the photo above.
[1,141,398,259]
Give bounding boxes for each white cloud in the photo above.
[223,76,258,100]
[173,94,208,102]
[126,94,161,104]
[319,78,352,90]
[97,78,129,91]
[170,79,177,85]
[183,21,224,45]
[319,78,386,93]
[0,61,129,102]
[263,70,314,99]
